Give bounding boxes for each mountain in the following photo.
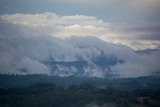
[0,30,160,77]
[0,74,160,91]
[135,49,160,54]
[40,36,159,78]
[43,51,123,78]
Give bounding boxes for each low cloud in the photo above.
[1,12,160,50]
[0,13,160,77]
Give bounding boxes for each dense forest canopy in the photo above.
[0,82,160,107]
[0,74,160,107]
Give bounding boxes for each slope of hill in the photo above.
[0,74,160,91]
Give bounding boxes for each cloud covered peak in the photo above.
[0,21,159,77]
[0,13,160,77]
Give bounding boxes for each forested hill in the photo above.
[0,74,160,91]
[0,82,160,107]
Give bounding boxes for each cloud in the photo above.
[130,0,160,8]
[111,61,158,78]
[1,12,160,50]
[0,20,80,75]
[0,13,160,77]
[16,57,50,74]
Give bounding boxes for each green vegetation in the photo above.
[0,83,160,107]
[1,74,160,91]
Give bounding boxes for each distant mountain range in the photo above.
[0,35,160,77]
[39,37,160,78]
[135,49,160,54]
[42,51,123,78]
[0,74,160,91]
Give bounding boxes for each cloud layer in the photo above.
[0,14,160,77]
[1,12,160,50]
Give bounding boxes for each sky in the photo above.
[0,0,160,50]
[0,0,160,77]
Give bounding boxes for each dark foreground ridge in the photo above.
[0,82,160,107]
[0,74,160,107]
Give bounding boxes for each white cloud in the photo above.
[0,13,160,77]
[111,53,160,78]
[16,57,50,75]
[1,12,159,50]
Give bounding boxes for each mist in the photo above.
[0,19,160,77]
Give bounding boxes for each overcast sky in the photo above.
[0,0,160,22]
